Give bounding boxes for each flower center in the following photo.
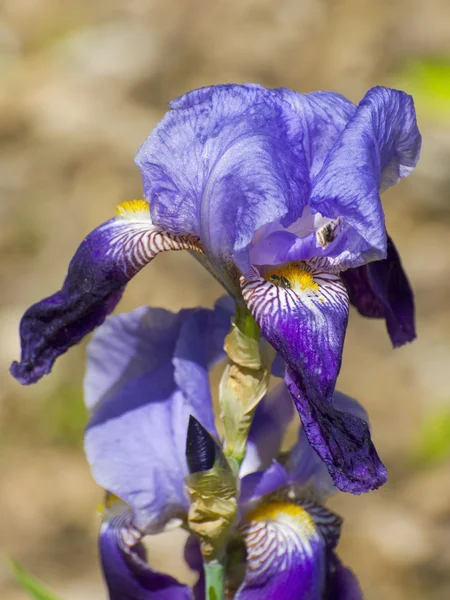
[246,501,316,536]
[116,199,151,220]
[265,262,320,294]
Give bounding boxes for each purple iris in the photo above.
[85,299,363,599]
[11,83,421,494]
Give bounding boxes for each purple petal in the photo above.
[327,555,363,600]
[10,201,202,385]
[240,382,294,477]
[100,503,192,600]
[241,262,386,494]
[286,391,371,498]
[236,499,339,599]
[184,536,204,600]
[135,84,356,276]
[310,86,421,268]
[342,235,415,347]
[239,462,290,509]
[84,302,229,532]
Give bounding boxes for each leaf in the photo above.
[9,559,63,600]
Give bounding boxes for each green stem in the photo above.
[204,559,226,600]
[235,302,259,341]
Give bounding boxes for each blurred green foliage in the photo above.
[398,59,450,122]
[9,560,62,600]
[412,407,450,467]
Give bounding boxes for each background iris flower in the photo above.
[85,298,363,599]
[11,83,421,494]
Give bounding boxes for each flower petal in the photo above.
[240,381,294,477]
[135,84,356,277]
[10,200,202,385]
[327,555,363,600]
[342,235,415,347]
[241,262,386,494]
[239,462,290,509]
[100,499,192,600]
[286,391,371,499]
[85,302,229,532]
[235,498,341,599]
[310,86,421,268]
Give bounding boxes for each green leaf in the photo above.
[9,559,63,600]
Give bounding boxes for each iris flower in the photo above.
[11,84,421,493]
[85,299,363,599]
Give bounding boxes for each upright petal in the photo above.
[235,495,341,600]
[85,302,229,532]
[241,261,386,494]
[342,236,415,347]
[100,496,192,600]
[135,84,356,276]
[11,200,202,385]
[310,87,421,267]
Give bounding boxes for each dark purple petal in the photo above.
[327,555,363,600]
[85,302,230,532]
[342,236,415,347]
[310,87,421,267]
[99,503,192,600]
[135,84,356,276]
[11,201,202,385]
[241,262,386,494]
[240,381,294,477]
[236,499,339,599]
[184,536,204,600]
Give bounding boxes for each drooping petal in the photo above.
[327,555,363,600]
[241,261,387,494]
[309,86,421,269]
[11,200,202,385]
[342,235,415,347]
[235,496,341,600]
[100,497,192,600]
[135,84,357,277]
[240,381,294,477]
[85,302,229,532]
[286,391,371,499]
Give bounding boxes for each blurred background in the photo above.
[1,0,450,598]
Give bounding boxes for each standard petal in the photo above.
[100,498,192,600]
[84,303,229,532]
[239,462,290,509]
[286,391,371,499]
[310,86,421,267]
[235,497,341,600]
[135,84,356,277]
[10,200,202,385]
[241,262,386,494]
[240,381,294,477]
[342,235,415,347]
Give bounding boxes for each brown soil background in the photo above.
[1,1,450,598]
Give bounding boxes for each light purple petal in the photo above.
[286,391,371,498]
[84,302,229,532]
[239,462,289,509]
[135,84,356,277]
[342,235,415,347]
[240,381,294,477]
[100,505,192,600]
[236,499,340,599]
[309,86,421,268]
[241,263,386,494]
[11,201,202,385]
[327,555,363,600]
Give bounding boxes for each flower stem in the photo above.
[204,559,226,600]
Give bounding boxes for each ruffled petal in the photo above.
[241,261,386,494]
[235,497,341,600]
[309,86,421,269]
[342,235,415,347]
[286,391,371,499]
[100,498,192,600]
[240,381,294,477]
[135,84,356,277]
[85,302,229,532]
[10,200,202,385]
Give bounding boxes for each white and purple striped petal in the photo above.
[241,261,386,494]
[10,200,202,385]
